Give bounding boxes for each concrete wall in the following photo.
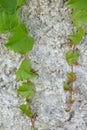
[0,0,87,130]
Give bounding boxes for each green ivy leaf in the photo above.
[67,0,87,10]
[66,50,80,66]
[16,0,26,7]
[5,24,34,54]
[68,28,84,44]
[63,81,70,91]
[67,72,76,82]
[16,59,36,81]
[34,128,37,130]
[67,0,87,27]
[31,128,37,130]
[0,11,19,33]
[0,0,17,14]
[20,103,33,117]
[17,82,36,99]
[72,9,87,27]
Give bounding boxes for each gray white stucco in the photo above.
[0,0,87,130]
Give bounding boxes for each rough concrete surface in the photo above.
[0,0,87,130]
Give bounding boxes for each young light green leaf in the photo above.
[63,81,70,91]
[0,11,19,33]
[17,82,36,99]
[67,72,76,82]
[20,103,33,117]
[68,28,84,44]
[5,24,34,54]
[16,59,36,81]
[0,0,17,14]
[66,50,80,66]
[16,0,26,7]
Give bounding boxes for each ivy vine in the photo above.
[63,0,87,111]
[0,0,87,129]
[0,0,37,129]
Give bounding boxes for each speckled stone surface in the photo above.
[0,0,87,130]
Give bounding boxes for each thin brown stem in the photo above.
[69,45,76,106]
[73,44,75,52]
[31,113,37,128]
[22,54,37,128]
[71,44,75,92]
[70,65,74,95]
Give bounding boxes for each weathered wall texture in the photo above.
[0,0,87,130]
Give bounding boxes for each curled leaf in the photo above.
[65,107,70,112]
[63,81,71,91]
[69,96,75,104]
[67,72,76,82]
[68,28,84,44]
[66,50,80,66]
[20,103,33,117]
[17,82,36,99]
[16,59,36,81]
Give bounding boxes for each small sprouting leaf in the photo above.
[30,68,39,76]
[66,50,80,66]
[20,103,33,117]
[0,0,17,14]
[16,59,36,81]
[68,28,84,44]
[5,24,34,54]
[17,82,36,99]
[0,11,19,33]
[67,72,76,82]
[16,0,26,7]
[63,81,70,91]
[65,107,70,112]
[63,41,73,47]
[69,96,75,104]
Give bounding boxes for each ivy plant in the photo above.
[0,0,87,128]
[0,0,37,129]
[63,0,87,111]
